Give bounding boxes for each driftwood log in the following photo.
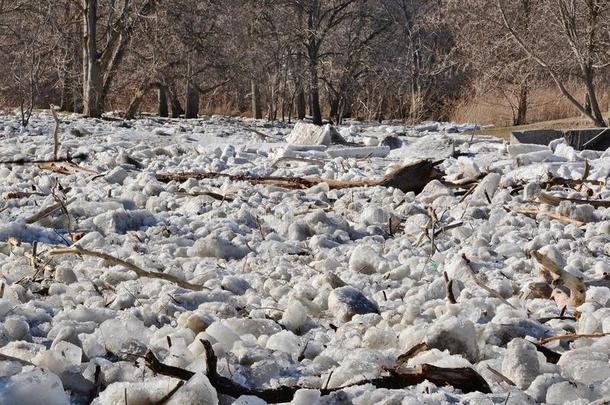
[144,339,491,403]
[156,159,443,194]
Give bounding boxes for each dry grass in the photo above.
[452,87,610,128]
[463,116,597,140]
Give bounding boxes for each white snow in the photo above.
[0,112,609,403]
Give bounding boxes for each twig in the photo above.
[444,272,457,304]
[49,247,205,291]
[395,342,430,369]
[462,254,516,309]
[25,197,76,224]
[511,207,586,227]
[538,192,610,208]
[154,381,185,405]
[486,365,515,386]
[539,333,609,345]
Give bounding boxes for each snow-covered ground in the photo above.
[0,111,609,404]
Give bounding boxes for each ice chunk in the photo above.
[281,299,310,333]
[105,167,129,185]
[360,205,397,227]
[287,122,339,146]
[348,245,379,274]
[92,209,155,234]
[425,316,479,362]
[326,146,390,159]
[291,389,321,405]
[328,286,379,322]
[557,348,610,384]
[165,371,218,405]
[457,156,481,178]
[266,330,301,357]
[362,327,399,349]
[0,368,69,405]
[189,236,249,260]
[501,338,540,389]
[221,276,250,295]
[507,143,549,158]
[51,341,82,370]
[205,321,241,352]
[380,135,402,149]
[526,373,565,403]
[417,180,453,204]
[4,317,29,341]
[546,381,595,404]
[234,395,268,405]
[98,315,152,354]
[472,173,501,201]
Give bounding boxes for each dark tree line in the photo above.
[1,0,610,127]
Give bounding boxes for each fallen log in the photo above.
[144,339,491,403]
[156,159,444,194]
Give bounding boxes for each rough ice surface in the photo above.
[1,112,609,403]
[501,338,540,389]
[328,286,379,322]
[0,368,70,405]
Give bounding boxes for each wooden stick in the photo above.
[462,254,516,309]
[37,161,98,176]
[512,207,586,227]
[538,192,610,208]
[0,158,73,165]
[143,339,491,402]
[539,333,609,345]
[50,105,60,161]
[156,159,444,194]
[444,272,457,304]
[25,197,76,224]
[49,246,205,291]
[486,365,515,386]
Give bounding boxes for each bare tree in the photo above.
[80,0,156,118]
[497,0,610,126]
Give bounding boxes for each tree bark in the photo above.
[82,0,103,118]
[185,81,199,119]
[309,59,322,125]
[125,80,151,119]
[515,83,528,125]
[251,79,262,119]
[295,51,306,119]
[169,86,184,118]
[158,86,168,117]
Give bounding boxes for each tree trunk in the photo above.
[158,86,168,117]
[125,80,150,119]
[515,84,528,126]
[168,86,184,118]
[251,79,262,119]
[582,68,606,126]
[309,59,322,125]
[82,0,104,118]
[295,51,306,120]
[185,82,199,119]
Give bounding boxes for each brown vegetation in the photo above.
[2,1,610,127]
